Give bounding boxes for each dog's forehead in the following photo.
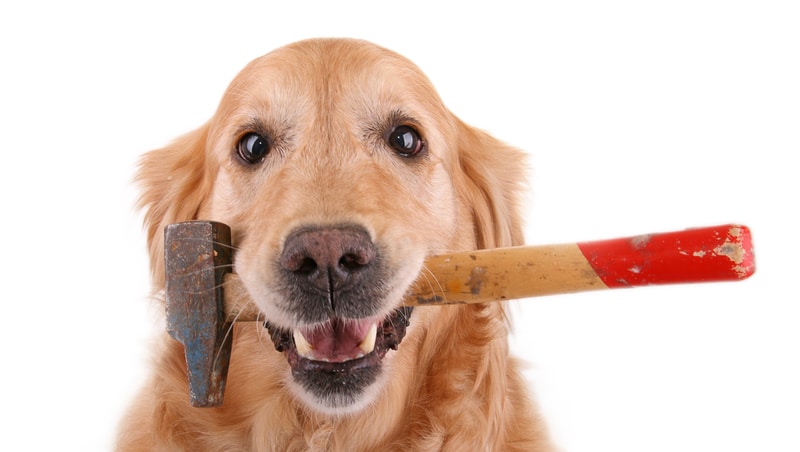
[224,39,446,118]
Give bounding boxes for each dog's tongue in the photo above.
[295,318,377,362]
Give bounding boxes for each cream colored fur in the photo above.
[118,38,552,451]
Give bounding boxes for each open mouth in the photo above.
[263,307,413,409]
[265,307,412,371]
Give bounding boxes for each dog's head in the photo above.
[138,38,526,414]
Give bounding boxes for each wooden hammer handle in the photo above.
[222,224,754,322]
[164,222,754,408]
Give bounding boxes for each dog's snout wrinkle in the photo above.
[280,226,375,296]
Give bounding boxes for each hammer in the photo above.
[165,221,755,407]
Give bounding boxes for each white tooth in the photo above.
[358,323,378,355]
[293,329,313,357]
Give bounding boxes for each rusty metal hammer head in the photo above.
[164,221,233,407]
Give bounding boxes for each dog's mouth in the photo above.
[265,307,412,370]
[264,307,413,403]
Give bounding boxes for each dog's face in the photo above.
[139,39,525,415]
[207,40,465,412]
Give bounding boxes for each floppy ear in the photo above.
[136,124,214,289]
[452,118,527,250]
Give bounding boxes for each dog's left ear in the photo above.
[452,118,527,250]
[136,124,215,289]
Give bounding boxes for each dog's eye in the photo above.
[237,133,271,164]
[388,125,425,158]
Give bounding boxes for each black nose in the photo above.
[280,226,376,295]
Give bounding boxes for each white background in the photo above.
[1,1,798,450]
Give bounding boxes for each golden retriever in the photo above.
[118,38,552,451]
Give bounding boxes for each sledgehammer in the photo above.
[165,221,755,407]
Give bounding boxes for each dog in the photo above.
[117,38,552,451]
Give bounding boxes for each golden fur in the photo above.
[118,38,552,451]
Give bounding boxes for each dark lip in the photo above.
[264,306,413,373]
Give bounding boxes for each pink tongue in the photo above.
[302,318,373,362]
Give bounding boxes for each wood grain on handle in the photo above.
[221,224,755,321]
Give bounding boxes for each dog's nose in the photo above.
[280,226,376,295]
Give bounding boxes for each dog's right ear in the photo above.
[136,124,214,289]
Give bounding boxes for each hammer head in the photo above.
[165,221,233,407]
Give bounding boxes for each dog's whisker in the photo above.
[169,285,222,297]
[228,284,251,308]
[167,236,241,252]
[209,240,241,252]
[416,265,449,305]
[170,263,236,281]
[168,273,239,297]
[255,312,272,350]
[213,315,238,368]
[213,289,268,366]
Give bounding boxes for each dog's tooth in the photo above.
[293,329,313,357]
[358,323,378,355]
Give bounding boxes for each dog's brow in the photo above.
[363,109,423,138]
[236,118,269,136]
[387,109,422,127]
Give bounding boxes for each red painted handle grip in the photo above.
[577,224,755,288]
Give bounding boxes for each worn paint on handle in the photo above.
[220,224,756,318]
[577,224,755,288]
